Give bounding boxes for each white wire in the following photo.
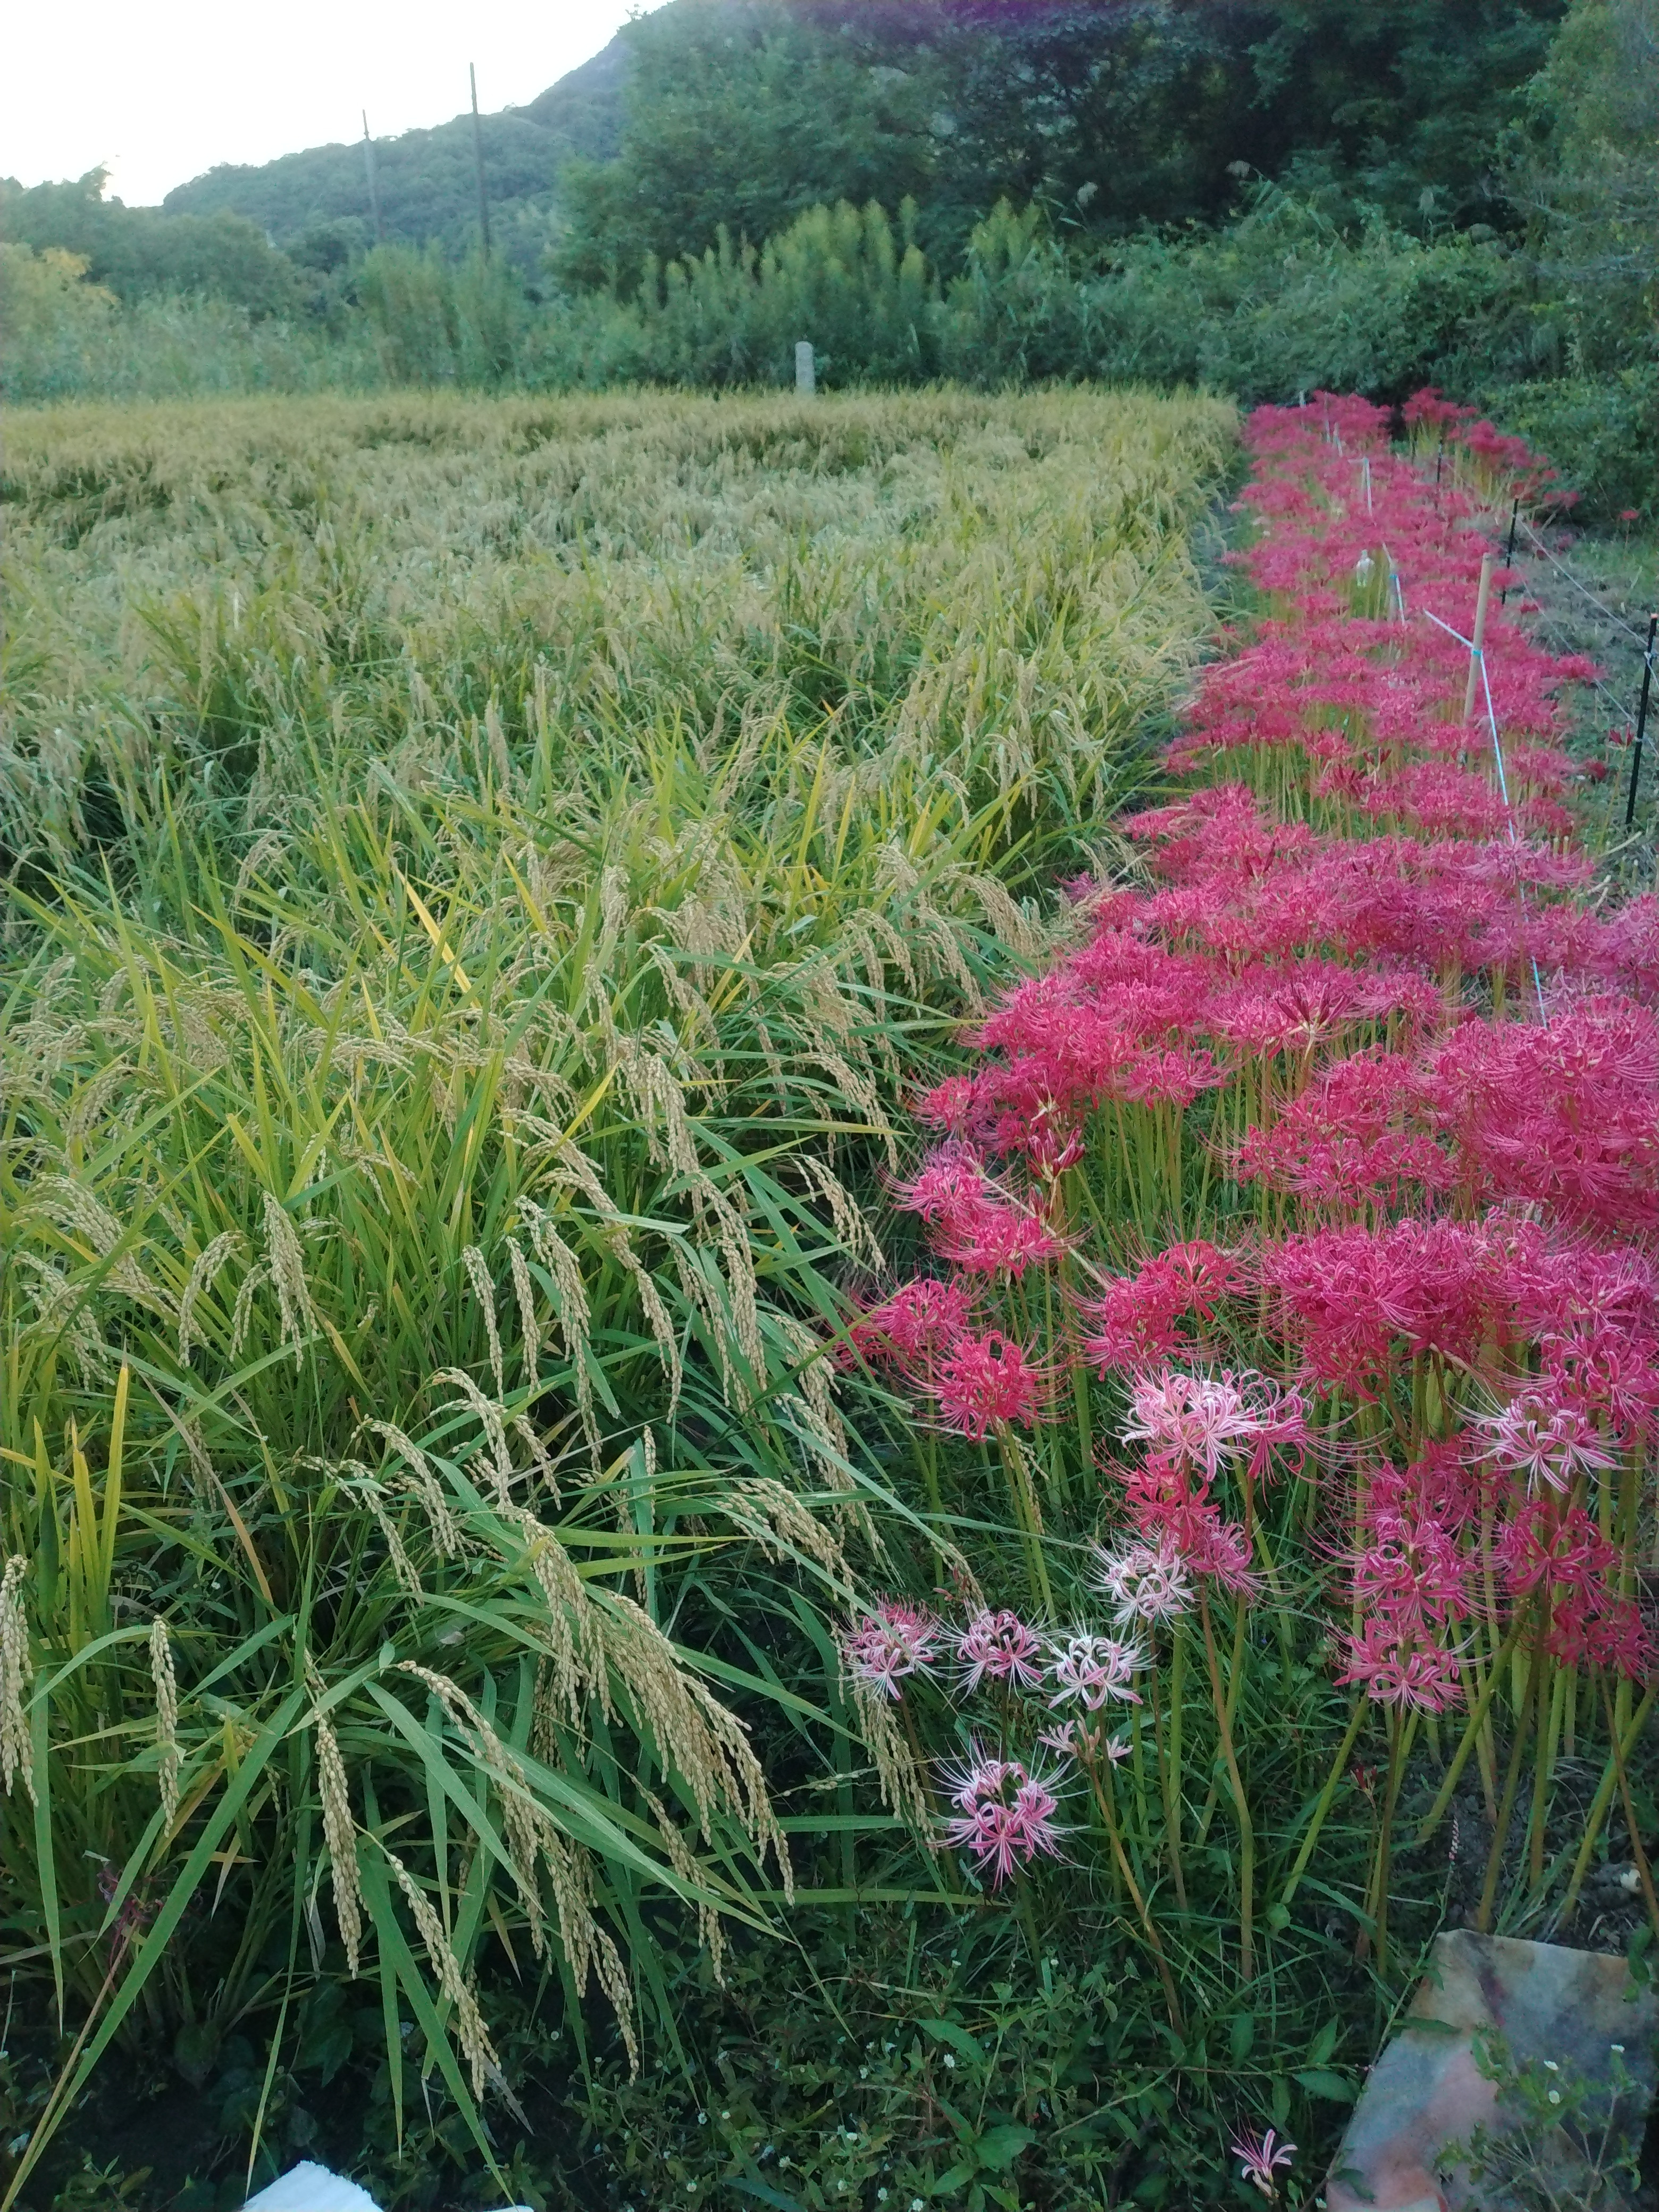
[1420,607,1475,650]
[1514,515,1650,646]
[1479,647,1551,1024]
[1415,608,1550,1021]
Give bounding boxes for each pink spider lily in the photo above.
[1231,2127,1296,2201]
[955,1608,1044,1695]
[940,1751,1064,1886]
[841,1602,941,1700]
[1044,1630,1144,1712]
[1038,1717,1131,1764]
[1090,1539,1196,1625]
[1121,1367,1306,1485]
[1478,1392,1618,1493]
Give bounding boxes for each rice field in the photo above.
[0,388,1237,2202]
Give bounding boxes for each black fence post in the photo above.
[1624,613,1658,829]
[1499,498,1519,607]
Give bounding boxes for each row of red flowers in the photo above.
[835,395,1655,1995]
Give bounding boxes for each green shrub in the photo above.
[0,247,380,405]
[1478,365,1659,516]
[940,189,1541,403]
[354,244,524,388]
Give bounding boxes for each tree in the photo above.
[551,0,1570,293]
[1506,0,1659,370]
[0,171,306,315]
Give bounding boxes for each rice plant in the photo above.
[0,386,1234,2194]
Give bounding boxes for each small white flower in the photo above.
[720,2110,730,2119]
[1612,2043,1626,2053]
[1544,2060,1559,2073]
[942,2052,956,2068]
[698,2110,708,2124]
[1547,2089,1562,2106]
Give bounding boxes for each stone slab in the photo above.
[1326,1930,1656,2212]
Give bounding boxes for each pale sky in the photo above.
[7,0,665,208]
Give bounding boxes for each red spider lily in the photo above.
[931,1330,1048,1438]
[931,1195,1062,1278]
[1115,1450,1258,1594]
[891,1143,1061,1276]
[828,393,1657,1931]
[1261,1219,1513,1397]
[1348,1507,1474,1637]
[841,1277,976,1372]
[1079,1242,1244,1373]
[1336,1620,1465,1713]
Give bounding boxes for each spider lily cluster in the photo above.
[839,395,1658,2023]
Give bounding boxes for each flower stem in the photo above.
[1081,1743,1185,2037]
[1146,1647,1188,1910]
[1280,1694,1367,1912]
[1602,1675,1659,1942]
[1201,1591,1254,1981]
[1559,1680,1659,1928]
[1413,1604,1529,1848]
[1371,1700,1406,1979]
[1475,1625,1543,1933]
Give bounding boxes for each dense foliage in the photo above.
[552,0,1566,284]
[0,174,309,315]
[131,1,1570,286]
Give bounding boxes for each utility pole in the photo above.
[470,64,491,256]
[362,111,384,243]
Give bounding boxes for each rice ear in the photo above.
[149,1618,180,1830]
[305,1657,363,1978]
[1,1559,35,1805]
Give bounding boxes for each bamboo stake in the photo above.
[1463,554,1495,723]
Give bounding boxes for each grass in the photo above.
[0,386,1236,2202]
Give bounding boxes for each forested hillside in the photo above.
[553,0,1566,281]
[158,41,626,275]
